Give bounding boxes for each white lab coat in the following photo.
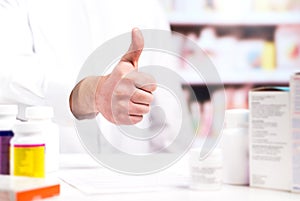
[0,0,182,153]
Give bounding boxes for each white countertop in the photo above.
[43,154,300,201]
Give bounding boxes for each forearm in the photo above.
[69,76,106,120]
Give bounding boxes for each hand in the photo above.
[69,28,156,125]
[96,28,156,124]
[70,28,157,124]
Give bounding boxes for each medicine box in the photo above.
[0,175,60,201]
[290,73,300,193]
[249,87,292,191]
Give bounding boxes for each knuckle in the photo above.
[147,94,154,103]
[131,90,142,101]
[130,115,143,124]
[129,102,150,115]
[131,90,154,105]
[143,106,150,114]
[137,73,157,92]
[138,105,150,114]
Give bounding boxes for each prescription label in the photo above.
[13,144,45,178]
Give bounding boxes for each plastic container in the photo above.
[25,106,59,173]
[261,41,276,70]
[189,148,223,190]
[10,121,45,178]
[0,104,18,175]
[222,109,249,185]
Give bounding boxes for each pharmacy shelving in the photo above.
[179,69,297,85]
[169,12,300,26]
[168,11,300,85]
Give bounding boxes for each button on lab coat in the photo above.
[0,0,183,153]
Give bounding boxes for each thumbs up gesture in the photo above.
[70,28,157,124]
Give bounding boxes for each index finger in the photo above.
[133,72,157,93]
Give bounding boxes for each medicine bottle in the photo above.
[25,106,59,173]
[0,104,18,174]
[189,148,223,190]
[10,121,45,178]
[222,109,249,185]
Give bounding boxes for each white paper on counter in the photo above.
[59,168,189,195]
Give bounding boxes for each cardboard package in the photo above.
[290,73,300,193]
[249,87,292,191]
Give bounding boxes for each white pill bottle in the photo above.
[10,121,45,178]
[189,148,223,190]
[222,109,249,185]
[25,106,59,173]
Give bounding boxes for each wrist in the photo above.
[69,76,101,120]
[95,75,109,116]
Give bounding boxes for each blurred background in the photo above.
[160,0,300,137]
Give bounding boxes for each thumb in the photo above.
[121,28,144,68]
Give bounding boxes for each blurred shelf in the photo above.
[180,69,298,85]
[169,12,300,26]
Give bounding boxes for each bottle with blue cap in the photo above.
[0,104,18,175]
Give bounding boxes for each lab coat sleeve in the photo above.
[0,1,74,124]
[0,0,45,105]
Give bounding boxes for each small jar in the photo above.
[189,148,223,190]
[0,104,18,175]
[10,121,45,178]
[25,106,59,173]
[222,109,249,185]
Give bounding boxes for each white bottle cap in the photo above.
[25,106,54,120]
[13,121,44,134]
[225,109,249,128]
[0,104,18,116]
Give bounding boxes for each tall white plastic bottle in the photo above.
[11,121,45,178]
[222,109,249,185]
[25,106,59,173]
